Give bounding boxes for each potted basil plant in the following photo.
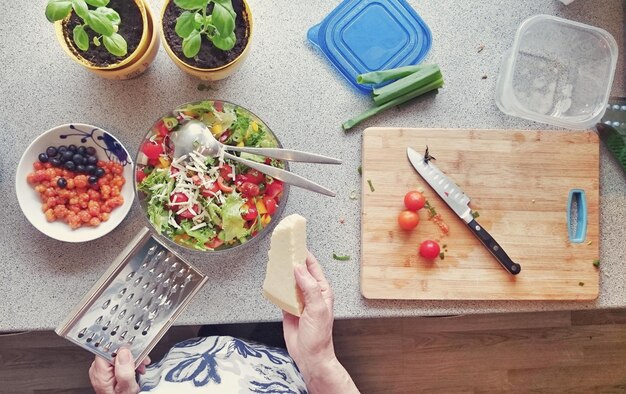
[45,0,160,79]
[161,0,253,80]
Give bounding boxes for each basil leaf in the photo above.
[72,25,89,51]
[71,0,89,20]
[211,0,235,37]
[211,31,235,51]
[87,10,115,35]
[182,29,202,58]
[173,0,208,10]
[213,0,235,18]
[175,11,196,38]
[94,7,121,25]
[103,32,127,56]
[194,12,210,29]
[84,0,109,6]
[45,1,72,22]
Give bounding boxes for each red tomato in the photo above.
[242,204,258,221]
[206,237,224,249]
[170,192,189,205]
[201,182,220,197]
[398,210,420,230]
[135,169,147,183]
[178,204,199,219]
[265,180,284,199]
[217,177,233,193]
[263,196,277,215]
[156,120,169,137]
[219,165,234,181]
[245,170,265,184]
[404,191,426,211]
[419,240,441,259]
[214,101,224,112]
[240,181,260,197]
[141,141,163,160]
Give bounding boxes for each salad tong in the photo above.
[172,120,342,197]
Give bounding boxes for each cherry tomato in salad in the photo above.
[205,237,224,249]
[404,191,426,211]
[141,141,163,160]
[245,170,265,184]
[178,204,199,219]
[419,240,441,259]
[398,210,420,230]
[170,192,188,205]
[242,204,258,221]
[235,174,248,187]
[263,196,277,215]
[265,180,284,199]
[156,120,169,137]
[214,101,224,112]
[135,169,146,183]
[219,165,234,181]
[217,177,233,193]
[201,182,220,197]
[240,181,260,197]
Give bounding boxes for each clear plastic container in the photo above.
[496,15,618,129]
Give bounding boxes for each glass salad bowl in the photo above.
[134,100,289,254]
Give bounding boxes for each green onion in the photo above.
[367,179,375,192]
[372,65,441,106]
[593,259,600,268]
[357,64,429,84]
[343,78,443,130]
[471,211,480,219]
[333,253,351,261]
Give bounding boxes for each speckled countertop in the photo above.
[1,1,624,331]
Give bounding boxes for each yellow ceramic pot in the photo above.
[160,0,253,81]
[54,0,149,71]
[90,4,160,80]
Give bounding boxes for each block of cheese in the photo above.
[262,214,307,316]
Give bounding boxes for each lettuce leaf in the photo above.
[180,221,216,245]
[221,194,248,242]
[147,201,169,234]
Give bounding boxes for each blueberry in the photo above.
[38,153,49,163]
[50,158,61,167]
[46,146,58,157]
[86,164,96,175]
[62,151,73,162]
[88,176,98,184]
[76,164,86,173]
[57,177,67,188]
[78,146,87,155]
[86,146,96,156]
[95,168,105,178]
[68,144,77,153]
[64,161,76,171]
[86,155,98,165]
[58,145,67,154]
[73,154,85,165]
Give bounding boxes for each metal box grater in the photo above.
[55,227,208,367]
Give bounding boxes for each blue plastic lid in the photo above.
[308,0,432,94]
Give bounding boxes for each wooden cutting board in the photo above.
[361,128,599,300]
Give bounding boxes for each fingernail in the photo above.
[116,348,132,365]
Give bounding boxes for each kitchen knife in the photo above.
[407,147,521,275]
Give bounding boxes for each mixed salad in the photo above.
[136,100,285,251]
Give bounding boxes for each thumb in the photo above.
[294,264,326,315]
[114,348,139,394]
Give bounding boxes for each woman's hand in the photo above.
[89,348,150,394]
[283,251,359,393]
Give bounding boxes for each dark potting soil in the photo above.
[62,0,143,67]
[163,0,249,69]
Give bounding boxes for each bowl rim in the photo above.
[16,123,134,242]
[133,99,290,254]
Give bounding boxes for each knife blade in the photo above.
[407,147,521,275]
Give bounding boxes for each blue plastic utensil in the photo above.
[308,0,432,94]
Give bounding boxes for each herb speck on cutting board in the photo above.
[367,179,375,192]
[593,259,600,268]
[579,282,585,287]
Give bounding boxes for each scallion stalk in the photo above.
[357,64,430,84]
[342,78,444,130]
[372,65,441,106]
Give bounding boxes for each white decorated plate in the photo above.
[15,124,133,242]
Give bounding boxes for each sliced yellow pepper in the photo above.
[261,214,271,226]
[212,123,222,136]
[251,121,258,132]
[255,198,268,215]
[158,156,171,168]
[237,141,245,147]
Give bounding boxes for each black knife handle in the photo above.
[467,219,521,275]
